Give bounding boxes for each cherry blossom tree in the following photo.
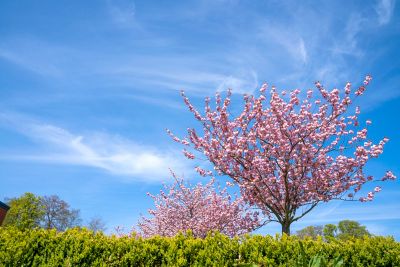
[137,173,260,238]
[168,75,396,235]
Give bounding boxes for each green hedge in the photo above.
[0,227,398,266]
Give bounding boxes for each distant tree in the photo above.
[323,223,338,239]
[138,174,261,238]
[296,225,323,239]
[40,195,81,231]
[296,220,371,240]
[299,220,370,240]
[87,216,107,233]
[337,220,370,239]
[3,193,81,231]
[3,192,44,229]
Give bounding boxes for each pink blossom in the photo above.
[374,186,381,192]
[181,139,190,145]
[226,181,234,187]
[195,166,212,177]
[383,171,396,181]
[259,83,268,93]
[183,149,195,160]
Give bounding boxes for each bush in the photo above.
[0,227,398,266]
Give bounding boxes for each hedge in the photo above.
[0,227,399,266]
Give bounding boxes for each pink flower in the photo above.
[195,166,212,177]
[383,171,396,181]
[181,139,190,145]
[259,83,268,93]
[374,186,381,192]
[183,149,195,159]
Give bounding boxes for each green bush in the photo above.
[0,227,398,266]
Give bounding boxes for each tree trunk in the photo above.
[281,221,291,235]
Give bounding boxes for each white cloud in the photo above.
[298,38,308,64]
[376,0,395,25]
[125,94,186,110]
[255,197,400,236]
[0,114,192,182]
[291,199,400,227]
[253,196,400,236]
[0,36,258,96]
[107,0,137,28]
[216,69,259,94]
[1,2,397,111]
[331,14,365,57]
[0,47,62,77]
[105,64,259,94]
[259,26,308,64]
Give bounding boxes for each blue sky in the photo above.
[0,0,399,238]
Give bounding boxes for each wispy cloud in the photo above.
[92,55,258,95]
[107,0,137,28]
[298,38,308,64]
[216,69,259,93]
[0,38,85,79]
[125,93,186,110]
[376,0,396,25]
[256,198,400,236]
[297,203,400,225]
[331,14,365,57]
[283,197,400,236]
[0,47,63,77]
[0,36,258,96]
[0,113,192,182]
[258,24,308,65]
[0,1,397,110]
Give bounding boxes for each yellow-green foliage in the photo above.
[0,227,398,266]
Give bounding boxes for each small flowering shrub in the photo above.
[0,227,398,266]
[138,174,260,238]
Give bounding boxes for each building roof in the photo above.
[0,201,10,210]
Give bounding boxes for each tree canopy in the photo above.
[3,192,44,229]
[87,216,107,233]
[41,195,81,231]
[3,193,81,231]
[138,174,260,238]
[295,220,370,240]
[169,76,396,234]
